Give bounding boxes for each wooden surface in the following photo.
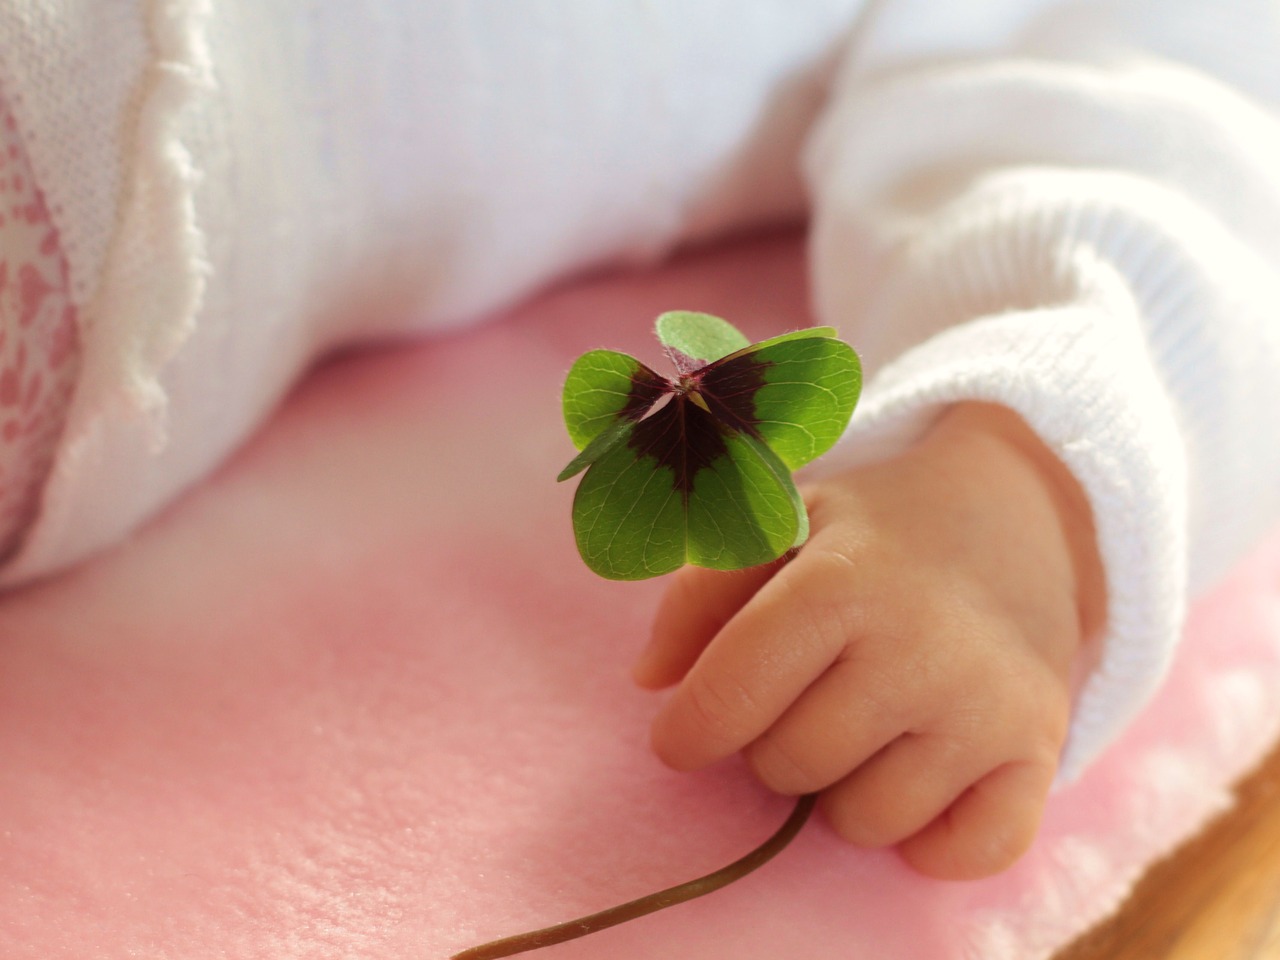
[1056,742,1280,960]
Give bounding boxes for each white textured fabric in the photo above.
[1,0,1278,780]
[0,2,147,306]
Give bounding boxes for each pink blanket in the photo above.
[2,234,1277,959]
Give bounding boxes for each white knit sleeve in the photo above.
[805,0,1280,779]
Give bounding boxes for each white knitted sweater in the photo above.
[0,0,1277,779]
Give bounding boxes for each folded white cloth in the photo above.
[1,0,1278,783]
[0,0,859,583]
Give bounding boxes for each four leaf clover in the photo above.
[558,311,861,579]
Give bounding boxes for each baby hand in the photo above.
[632,402,1106,880]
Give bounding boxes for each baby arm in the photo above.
[634,401,1106,880]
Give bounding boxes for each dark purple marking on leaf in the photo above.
[627,394,729,497]
[697,353,773,439]
[621,365,672,421]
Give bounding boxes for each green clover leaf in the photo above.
[558,311,860,580]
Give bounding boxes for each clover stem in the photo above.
[449,792,817,960]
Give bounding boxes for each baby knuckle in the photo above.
[968,819,1034,876]
[784,547,864,640]
[1035,707,1071,760]
[1011,673,1072,752]
[824,796,898,848]
[800,543,862,591]
[937,700,990,751]
[682,671,758,748]
[964,661,1069,754]
[1022,734,1068,787]
[748,737,827,794]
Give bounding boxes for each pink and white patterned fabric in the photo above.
[0,87,79,564]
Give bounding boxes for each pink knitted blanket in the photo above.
[1,235,1276,959]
